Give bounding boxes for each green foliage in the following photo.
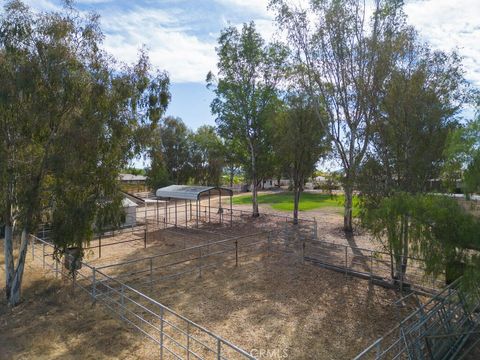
[271,0,407,231]
[0,0,169,303]
[157,116,191,184]
[189,125,225,186]
[123,168,146,176]
[366,30,468,196]
[361,193,480,285]
[207,21,288,215]
[147,120,225,187]
[443,113,480,194]
[270,91,329,222]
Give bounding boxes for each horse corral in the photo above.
[29,198,480,359]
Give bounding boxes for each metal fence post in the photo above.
[150,257,153,285]
[121,284,125,320]
[160,307,164,359]
[187,322,190,360]
[42,243,45,269]
[92,267,97,300]
[217,338,221,360]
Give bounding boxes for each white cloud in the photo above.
[405,0,480,86]
[215,0,271,16]
[97,7,218,83]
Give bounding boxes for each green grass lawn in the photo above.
[232,192,346,212]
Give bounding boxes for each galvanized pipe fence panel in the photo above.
[354,278,480,359]
[28,234,256,360]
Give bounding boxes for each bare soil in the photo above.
[0,198,427,360]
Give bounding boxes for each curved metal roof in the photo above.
[155,185,233,201]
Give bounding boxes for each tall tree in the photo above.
[0,1,169,306]
[207,22,287,217]
[444,110,480,195]
[358,32,468,278]
[159,116,191,184]
[190,125,225,186]
[271,0,405,231]
[272,92,329,224]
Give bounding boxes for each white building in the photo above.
[122,197,138,227]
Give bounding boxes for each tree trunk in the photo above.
[293,186,301,225]
[250,146,259,218]
[4,223,14,301]
[343,186,353,232]
[401,215,409,277]
[7,229,29,306]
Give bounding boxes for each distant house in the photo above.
[119,173,148,193]
[119,173,147,183]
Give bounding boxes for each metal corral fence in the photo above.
[303,239,445,294]
[94,231,271,288]
[354,278,480,359]
[29,234,256,360]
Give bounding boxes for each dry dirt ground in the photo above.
[0,253,158,360]
[0,196,444,360]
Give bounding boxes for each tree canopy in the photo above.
[0,0,169,306]
[207,22,288,216]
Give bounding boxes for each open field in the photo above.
[232,192,345,212]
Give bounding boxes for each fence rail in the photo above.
[304,239,445,294]
[28,209,478,360]
[354,278,480,359]
[29,234,256,360]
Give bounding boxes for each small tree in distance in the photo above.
[272,92,329,224]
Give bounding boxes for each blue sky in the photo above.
[22,0,480,131]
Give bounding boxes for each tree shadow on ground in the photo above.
[0,265,156,360]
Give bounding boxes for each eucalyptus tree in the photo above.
[207,22,288,217]
[189,125,225,186]
[159,116,192,184]
[0,1,169,306]
[444,111,480,195]
[271,0,405,231]
[272,92,329,224]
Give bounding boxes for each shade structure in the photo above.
[155,185,233,201]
